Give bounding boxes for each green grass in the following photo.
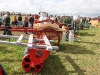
[0,27,100,75]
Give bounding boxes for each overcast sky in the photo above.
[0,0,100,17]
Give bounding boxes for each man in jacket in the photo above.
[18,13,22,26]
[29,14,34,28]
[3,12,12,35]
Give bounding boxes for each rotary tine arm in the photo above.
[0,33,59,74]
[22,34,59,74]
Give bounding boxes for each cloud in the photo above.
[0,0,100,17]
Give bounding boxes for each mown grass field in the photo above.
[0,15,100,75]
[0,25,100,75]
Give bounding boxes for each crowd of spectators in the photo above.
[0,11,100,35]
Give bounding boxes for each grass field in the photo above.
[0,26,100,75]
[0,24,100,74]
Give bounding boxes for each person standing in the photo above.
[14,15,18,26]
[18,13,22,26]
[23,14,29,34]
[29,14,34,33]
[54,15,58,23]
[2,12,8,25]
[0,13,3,26]
[3,12,12,35]
[29,14,34,28]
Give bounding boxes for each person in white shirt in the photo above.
[2,12,9,24]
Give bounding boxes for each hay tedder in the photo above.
[0,24,62,74]
[0,28,59,75]
[0,12,64,74]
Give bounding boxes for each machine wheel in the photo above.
[40,28,60,46]
[22,54,44,73]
